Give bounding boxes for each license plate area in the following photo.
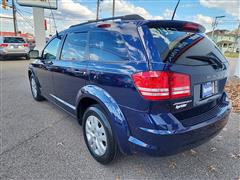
[201,81,215,99]
[9,44,21,48]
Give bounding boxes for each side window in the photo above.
[60,33,87,61]
[89,31,128,62]
[42,38,61,60]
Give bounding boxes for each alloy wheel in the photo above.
[31,77,37,98]
[85,115,107,156]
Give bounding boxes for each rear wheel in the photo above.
[83,104,118,164]
[30,74,44,101]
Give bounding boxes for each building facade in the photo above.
[206,30,239,54]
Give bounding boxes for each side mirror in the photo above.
[29,50,40,59]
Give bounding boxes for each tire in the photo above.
[26,54,30,60]
[0,55,5,60]
[83,104,118,164]
[29,74,44,101]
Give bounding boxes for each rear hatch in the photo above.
[139,21,229,116]
[1,37,29,52]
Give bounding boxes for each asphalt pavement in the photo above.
[0,59,239,180]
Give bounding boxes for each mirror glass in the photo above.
[29,50,40,59]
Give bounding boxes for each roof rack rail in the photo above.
[70,14,145,28]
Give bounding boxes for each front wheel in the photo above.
[83,105,118,164]
[0,55,5,60]
[30,74,44,101]
[25,54,30,60]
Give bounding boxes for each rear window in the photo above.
[4,37,25,43]
[149,27,226,65]
[89,31,128,62]
[60,33,87,61]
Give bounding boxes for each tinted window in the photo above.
[4,37,25,43]
[149,27,227,65]
[61,33,87,61]
[89,31,128,61]
[149,27,194,61]
[43,37,61,60]
[89,47,124,62]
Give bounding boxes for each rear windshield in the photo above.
[149,27,226,65]
[4,37,25,43]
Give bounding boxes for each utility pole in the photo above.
[96,0,100,20]
[112,0,115,18]
[11,0,17,36]
[211,15,225,41]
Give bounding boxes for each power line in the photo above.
[47,0,58,32]
[16,7,34,29]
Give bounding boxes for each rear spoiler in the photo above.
[140,20,206,33]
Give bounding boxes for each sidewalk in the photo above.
[226,58,240,113]
[225,76,240,113]
[228,57,239,77]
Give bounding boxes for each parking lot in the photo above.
[0,59,239,179]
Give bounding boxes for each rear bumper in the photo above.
[120,93,231,156]
[0,50,29,57]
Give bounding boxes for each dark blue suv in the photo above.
[28,15,231,164]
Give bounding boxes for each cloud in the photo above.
[59,0,95,20]
[1,0,95,33]
[0,13,34,33]
[163,8,174,19]
[194,14,213,32]
[101,0,163,20]
[200,0,240,19]
[4,0,165,34]
[194,14,213,25]
[0,13,13,31]
[0,13,12,18]
[45,0,95,31]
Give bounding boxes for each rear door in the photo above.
[52,32,88,114]
[142,22,229,113]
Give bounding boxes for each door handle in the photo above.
[90,70,103,75]
[71,69,87,76]
[90,71,103,79]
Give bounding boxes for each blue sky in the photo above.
[0,0,239,34]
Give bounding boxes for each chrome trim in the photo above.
[138,87,169,92]
[50,94,76,110]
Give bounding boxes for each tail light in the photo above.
[132,71,190,100]
[0,43,8,47]
[183,22,205,33]
[97,24,111,28]
[23,43,29,47]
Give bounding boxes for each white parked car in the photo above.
[0,36,30,60]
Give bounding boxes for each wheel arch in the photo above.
[75,85,131,155]
[28,69,32,79]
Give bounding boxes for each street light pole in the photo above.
[211,15,225,41]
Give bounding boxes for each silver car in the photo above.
[0,36,30,60]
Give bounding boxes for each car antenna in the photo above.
[47,0,60,38]
[171,0,181,20]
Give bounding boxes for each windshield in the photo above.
[4,37,25,43]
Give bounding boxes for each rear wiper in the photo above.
[186,55,224,69]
